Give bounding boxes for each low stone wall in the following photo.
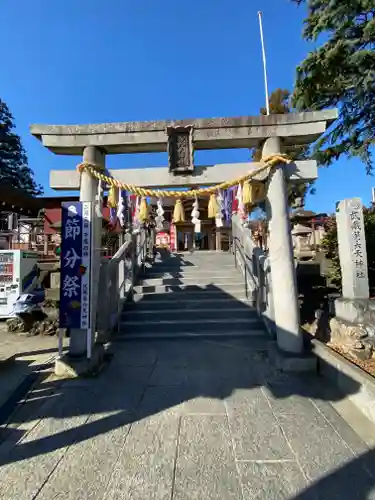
[329,298,375,361]
[312,339,375,426]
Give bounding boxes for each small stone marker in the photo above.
[336,198,369,299]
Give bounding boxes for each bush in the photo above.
[322,205,375,296]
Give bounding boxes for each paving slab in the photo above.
[225,387,294,461]
[0,325,67,417]
[276,406,358,482]
[173,415,241,500]
[35,410,132,500]
[0,337,374,500]
[0,388,90,500]
[103,413,179,500]
[238,461,307,500]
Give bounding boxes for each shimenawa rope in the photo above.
[76,154,291,199]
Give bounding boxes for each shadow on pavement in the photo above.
[0,251,373,499]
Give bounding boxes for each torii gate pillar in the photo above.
[263,137,303,354]
[69,146,104,357]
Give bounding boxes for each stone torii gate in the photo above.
[31,110,337,362]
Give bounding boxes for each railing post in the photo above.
[131,232,137,292]
[244,263,248,299]
[117,258,122,337]
[118,251,125,302]
[96,259,110,344]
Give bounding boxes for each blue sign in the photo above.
[59,202,92,329]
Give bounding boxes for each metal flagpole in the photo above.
[257,11,270,115]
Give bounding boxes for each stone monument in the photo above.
[331,198,375,360]
[337,198,369,300]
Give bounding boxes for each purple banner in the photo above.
[59,202,91,329]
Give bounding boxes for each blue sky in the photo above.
[1,0,373,214]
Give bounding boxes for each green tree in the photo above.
[261,88,291,116]
[0,98,43,196]
[252,88,311,204]
[292,0,375,172]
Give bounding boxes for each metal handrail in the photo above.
[113,230,151,335]
[232,236,259,299]
[110,239,132,264]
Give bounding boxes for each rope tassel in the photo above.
[139,196,149,222]
[208,193,219,219]
[242,179,252,205]
[243,180,266,208]
[108,185,118,209]
[173,199,185,223]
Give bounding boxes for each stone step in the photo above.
[114,330,266,341]
[120,317,262,334]
[134,283,247,295]
[156,251,233,258]
[147,258,235,265]
[124,297,253,310]
[144,270,239,279]
[132,290,250,301]
[123,307,258,321]
[146,256,235,264]
[145,264,236,272]
[138,277,243,286]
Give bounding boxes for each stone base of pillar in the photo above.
[268,342,316,373]
[55,344,105,378]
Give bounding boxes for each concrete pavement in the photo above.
[0,326,66,424]
[0,336,374,499]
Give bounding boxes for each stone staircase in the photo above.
[119,250,266,341]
